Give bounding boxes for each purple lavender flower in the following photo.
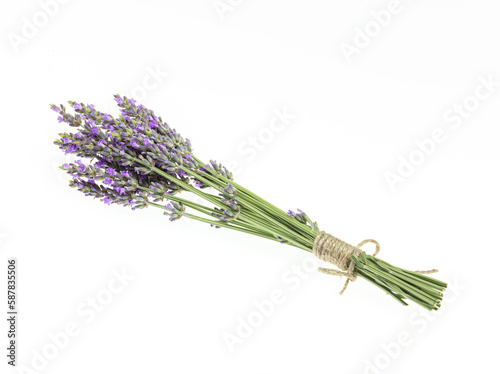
[53,95,204,214]
[115,186,126,195]
[95,159,106,168]
[289,209,308,224]
[163,201,185,221]
[103,197,112,205]
[222,183,236,197]
[65,144,77,155]
[148,115,158,128]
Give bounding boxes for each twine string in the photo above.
[312,231,438,295]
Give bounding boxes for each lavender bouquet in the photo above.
[52,95,447,311]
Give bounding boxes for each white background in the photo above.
[1,1,499,373]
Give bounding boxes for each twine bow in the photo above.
[312,231,438,295]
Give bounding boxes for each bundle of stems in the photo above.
[52,95,446,311]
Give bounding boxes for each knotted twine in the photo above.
[312,231,438,295]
